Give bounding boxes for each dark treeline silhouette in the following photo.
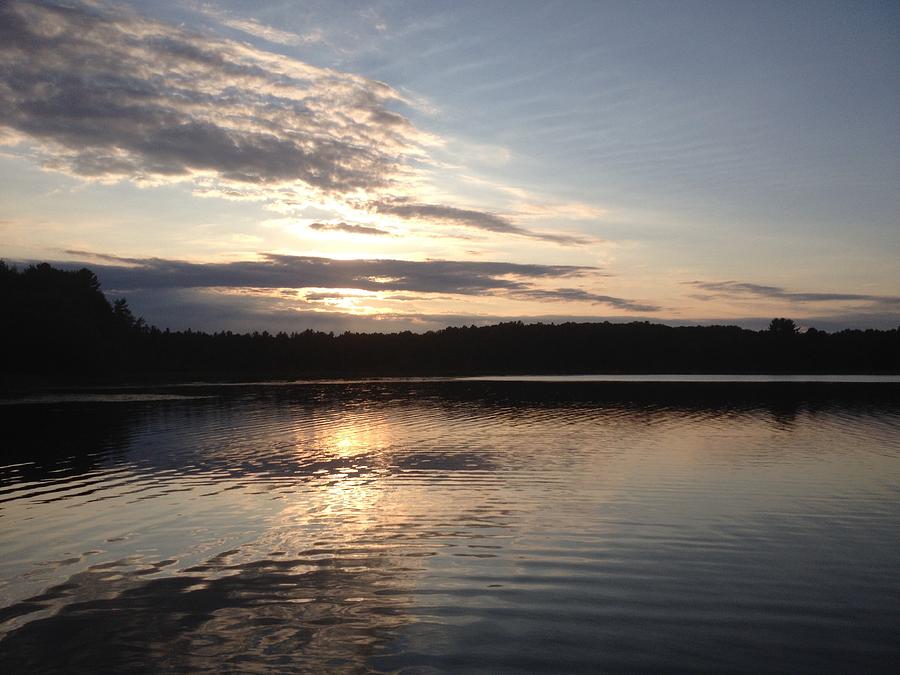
[2,261,898,382]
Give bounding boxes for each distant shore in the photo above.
[3,262,899,387]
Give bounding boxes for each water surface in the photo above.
[1,380,899,672]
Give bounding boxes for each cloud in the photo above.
[95,287,900,335]
[18,257,890,333]
[62,249,149,266]
[368,198,591,245]
[0,1,591,247]
[96,286,686,335]
[303,290,364,301]
[218,17,321,47]
[195,3,325,47]
[308,222,391,236]
[47,251,654,314]
[57,251,595,295]
[0,0,421,194]
[687,280,900,308]
[513,288,659,312]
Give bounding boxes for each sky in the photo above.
[1,0,898,332]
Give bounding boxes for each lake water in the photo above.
[1,379,899,672]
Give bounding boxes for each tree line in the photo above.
[2,261,898,382]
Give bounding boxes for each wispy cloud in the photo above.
[47,251,657,314]
[308,222,391,236]
[0,1,591,247]
[0,1,427,193]
[33,257,893,332]
[68,286,900,334]
[368,198,592,245]
[514,288,659,312]
[59,251,595,295]
[218,17,322,47]
[687,280,900,309]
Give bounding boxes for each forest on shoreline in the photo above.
[2,262,899,383]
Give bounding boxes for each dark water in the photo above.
[1,380,899,673]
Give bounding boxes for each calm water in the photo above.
[1,379,899,673]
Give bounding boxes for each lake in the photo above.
[1,378,899,672]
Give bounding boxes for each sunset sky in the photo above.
[1,0,898,332]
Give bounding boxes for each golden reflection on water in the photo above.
[325,421,390,458]
[273,414,396,549]
[2,384,900,672]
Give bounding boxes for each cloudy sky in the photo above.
[1,0,898,332]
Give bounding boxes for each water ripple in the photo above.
[1,381,899,672]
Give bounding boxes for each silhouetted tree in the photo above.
[2,262,898,381]
[113,298,135,329]
[769,318,798,335]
